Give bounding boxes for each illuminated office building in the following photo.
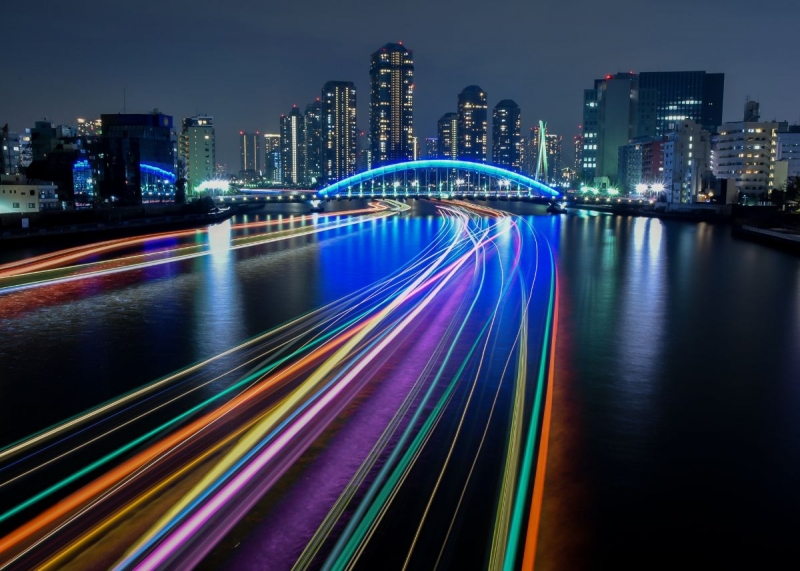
[369,42,414,166]
[99,111,176,205]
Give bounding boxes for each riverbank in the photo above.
[0,204,242,245]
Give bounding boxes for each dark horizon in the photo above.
[2,0,799,171]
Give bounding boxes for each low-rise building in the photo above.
[0,174,59,213]
[712,121,778,202]
[662,121,712,203]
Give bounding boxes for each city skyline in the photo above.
[2,1,798,172]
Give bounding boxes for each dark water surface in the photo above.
[1,201,799,568]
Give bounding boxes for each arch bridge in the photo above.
[317,160,561,203]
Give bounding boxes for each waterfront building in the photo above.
[437,113,458,159]
[457,86,488,163]
[662,121,712,203]
[712,121,778,202]
[492,100,522,171]
[777,126,800,178]
[0,173,59,213]
[239,131,261,180]
[99,112,176,205]
[180,115,215,195]
[581,70,723,184]
[263,133,281,183]
[618,136,666,194]
[280,106,306,185]
[305,99,322,185]
[369,42,414,167]
[321,81,357,184]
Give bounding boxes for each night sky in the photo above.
[3,0,798,171]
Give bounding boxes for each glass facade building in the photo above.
[639,71,724,136]
[99,112,176,205]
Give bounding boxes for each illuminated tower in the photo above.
[369,42,414,167]
[457,86,488,162]
[492,99,522,171]
[280,106,306,185]
[321,81,357,183]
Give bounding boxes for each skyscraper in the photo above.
[369,43,414,167]
[239,131,261,179]
[304,99,322,185]
[492,99,522,171]
[437,113,458,159]
[280,106,306,185]
[321,81,357,184]
[180,116,215,194]
[457,86,488,163]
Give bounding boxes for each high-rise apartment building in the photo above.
[457,86,488,163]
[180,116,215,194]
[492,100,522,171]
[280,106,306,185]
[239,131,261,179]
[437,113,458,159]
[304,100,322,185]
[369,43,414,167]
[263,134,281,184]
[321,81,357,183]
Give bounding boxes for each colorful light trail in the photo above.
[0,200,557,570]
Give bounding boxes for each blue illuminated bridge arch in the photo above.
[317,159,561,199]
